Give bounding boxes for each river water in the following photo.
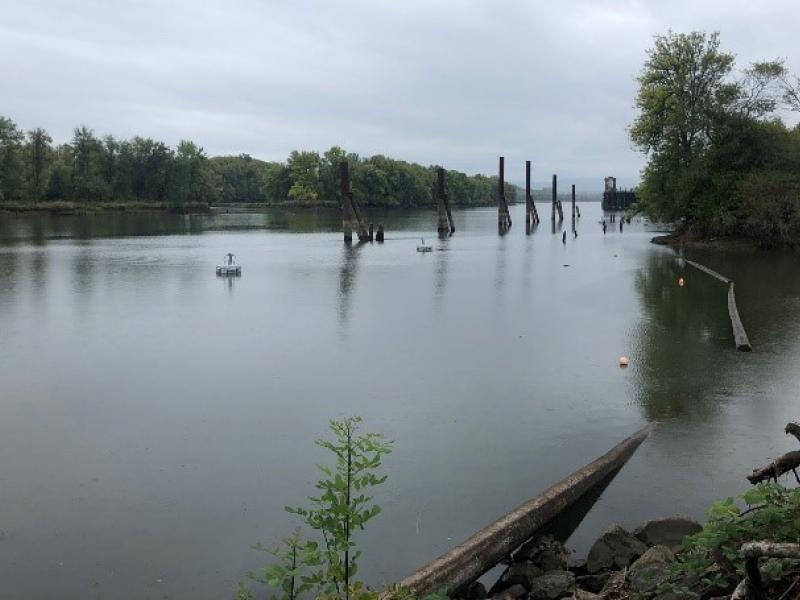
[0,203,798,599]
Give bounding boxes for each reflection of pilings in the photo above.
[683,259,752,352]
[498,157,511,233]
[433,237,449,314]
[399,424,655,597]
[337,243,361,328]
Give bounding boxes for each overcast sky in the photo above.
[3,1,799,190]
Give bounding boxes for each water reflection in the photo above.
[630,251,731,420]
[337,242,363,331]
[494,236,508,306]
[433,239,450,314]
[72,244,95,298]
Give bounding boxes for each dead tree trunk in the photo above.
[748,422,800,484]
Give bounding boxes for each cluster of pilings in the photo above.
[338,157,582,243]
[340,161,383,244]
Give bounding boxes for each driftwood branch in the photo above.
[785,422,800,445]
[747,422,800,484]
[747,451,800,484]
[739,542,800,600]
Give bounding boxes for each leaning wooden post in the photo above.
[340,161,354,243]
[551,174,556,223]
[571,184,576,221]
[498,156,511,232]
[437,167,451,235]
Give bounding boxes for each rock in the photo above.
[460,581,487,600]
[599,570,629,598]
[627,545,674,593]
[528,570,575,600]
[493,584,527,600]
[566,556,587,575]
[569,591,601,600]
[574,573,611,594]
[502,562,544,591]
[586,525,648,573]
[516,536,569,572]
[633,516,702,551]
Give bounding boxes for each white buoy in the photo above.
[619,356,630,367]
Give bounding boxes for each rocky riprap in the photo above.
[452,516,702,600]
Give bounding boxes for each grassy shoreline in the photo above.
[0,200,514,215]
[0,201,212,215]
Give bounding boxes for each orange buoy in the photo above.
[678,277,685,287]
[619,356,629,367]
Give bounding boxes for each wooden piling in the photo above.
[571,184,576,221]
[340,161,354,243]
[525,160,533,232]
[437,168,449,235]
[436,167,455,234]
[498,157,511,232]
[339,161,369,243]
[398,423,655,597]
[376,224,384,242]
[369,223,374,242]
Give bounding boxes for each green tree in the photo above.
[631,32,787,231]
[287,150,320,203]
[0,117,24,202]
[71,126,107,201]
[25,128,52,202]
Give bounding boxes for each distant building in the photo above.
[602,176,636,210]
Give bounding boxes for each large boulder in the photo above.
[633,516,702,551]
[586,525,648,573]
[627,545,674,594]
[528,570,575,600]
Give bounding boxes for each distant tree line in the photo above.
[0,117,517,209]
[631,31,800,245]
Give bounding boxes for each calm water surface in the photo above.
[1,204,799,599]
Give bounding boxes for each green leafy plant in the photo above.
[661,483,800,598]
[240,417,393,600]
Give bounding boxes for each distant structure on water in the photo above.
[602,176,637,211]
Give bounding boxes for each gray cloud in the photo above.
[3,0,799,190]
